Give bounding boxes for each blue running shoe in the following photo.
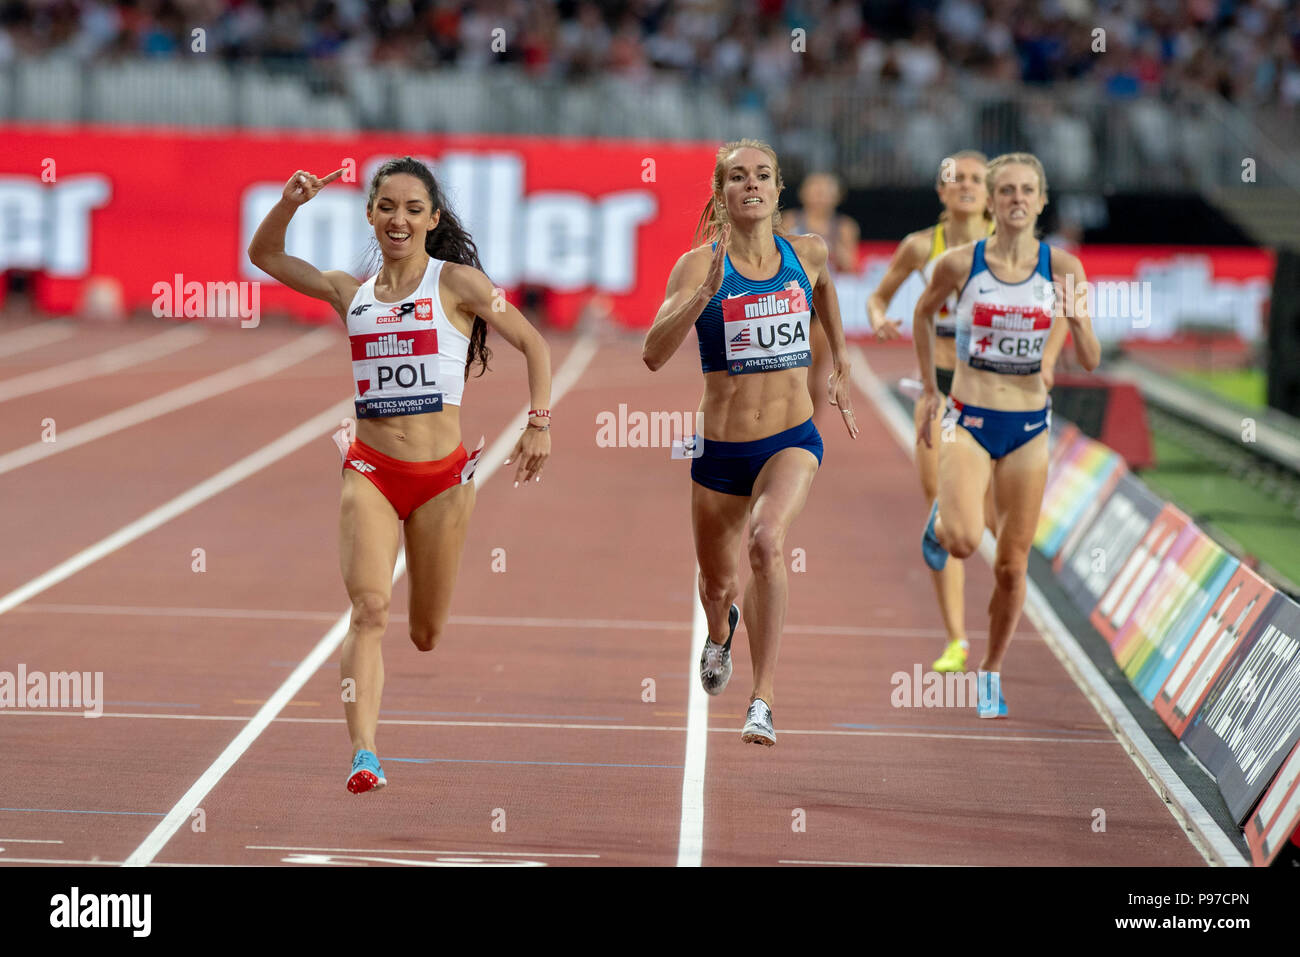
[922,500,949,571]
[347,749,387,794]
[977,671,1007,719]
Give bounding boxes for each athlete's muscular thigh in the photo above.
[339,470,402,627]
[936,426,993,557]
[693,481,750,587]
[404,481,475,652]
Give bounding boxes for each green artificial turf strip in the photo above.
[1138,429,1300,585]
[1176,368,1267,410]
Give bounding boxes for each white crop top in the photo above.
[345,258,470,418]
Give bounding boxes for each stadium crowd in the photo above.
[0,0,1296,109]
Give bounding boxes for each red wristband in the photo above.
[528,409,551,419]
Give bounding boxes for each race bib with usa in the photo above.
[721,284,812,375]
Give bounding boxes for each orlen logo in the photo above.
[241,154,657,293]
[0,175,112,274]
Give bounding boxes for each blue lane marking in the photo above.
[0,808,165,816]
[384,757,682,769]
[106,701,200,708]
[834,722,1105,737]
[379,710,625,721]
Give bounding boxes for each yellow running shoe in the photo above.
[932,638,969,673]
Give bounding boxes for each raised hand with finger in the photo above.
[282,168,346,206]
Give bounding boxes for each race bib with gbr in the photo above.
[968,302,1052,375]
[721,285,812,376]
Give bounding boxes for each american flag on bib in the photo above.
[729,327,751,354]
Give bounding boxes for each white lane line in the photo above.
[14,602,1013,639]
[0,397,353,618]
[0,709,1113,744]
[676,568,709,867]
[0,858,122,866]
[0,858,249,867]
[778,859,974,867]
[0,838,64,843]
[122,334,599,868]
[245,845,598,858]
[848,345,1248,868]
[0,323,75,357]
[0,326,336,476]
[0,326,208,404]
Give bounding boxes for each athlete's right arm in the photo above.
[247,170,357,321]
[642,225,729,372]
[913,250,964,448]
[866,232,926,341]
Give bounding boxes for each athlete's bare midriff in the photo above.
[699,366,814,442]
[948,361,1049,412]
[356,405,464,462]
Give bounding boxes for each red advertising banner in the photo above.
[1245,738,1300,866]
[0,125,1276,338]
[0,124,717,329]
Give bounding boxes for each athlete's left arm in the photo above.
[444,263,553,486]
[804,234,859,439]
[1051,248,1101,372]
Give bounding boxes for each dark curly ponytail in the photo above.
[366,156,492,380]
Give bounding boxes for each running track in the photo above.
[0,315,1208,867]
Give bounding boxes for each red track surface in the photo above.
[0,315,1203,867]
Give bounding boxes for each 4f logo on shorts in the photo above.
[349,459,376,473]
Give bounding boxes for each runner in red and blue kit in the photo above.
[248,157,553,794]
[643,139,858,746]
[913,152,1100,719]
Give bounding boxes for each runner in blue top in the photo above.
[913,152,1099,718]
[643,139,858,746]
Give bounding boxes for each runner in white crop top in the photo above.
[248,158,554,794]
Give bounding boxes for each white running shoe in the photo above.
[698,603,739,696]
[741,697,775,746]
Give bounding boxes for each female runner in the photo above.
[867,150,993,674]
[249,157,553,791]
[642,140,858,746]
[914,152,1099,717]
